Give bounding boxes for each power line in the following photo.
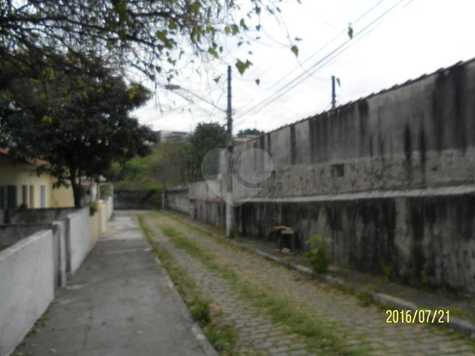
[236,0,410,124]
[235,0,414,127]
[237,0,388,114]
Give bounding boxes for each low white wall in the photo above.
[52,220,67,288]
[67,208,93,275]
[105,196,114,220]
[0,230,55,356]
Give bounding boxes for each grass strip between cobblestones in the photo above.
[151,213,369,356]
[138,215,238,355]
[162,212,475,350]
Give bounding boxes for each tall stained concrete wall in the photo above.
[189,59,475,293]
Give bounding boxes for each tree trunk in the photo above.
[70,169,83,208]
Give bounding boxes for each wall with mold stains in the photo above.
[232,59,475,293]
[236,196,475,293]
[233,59,475,200]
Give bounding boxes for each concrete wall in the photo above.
[6,208,75,224]
[165,187,191,215]
[0,224,51,251]
[238,193,475,293]
[0,229,55,356]
[231,59,475,293]
[234,59,475,200]
[67,208,93,275]
[0,202,114,355]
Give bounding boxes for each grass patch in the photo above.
[148,214,368,356]
[138,216,237,354]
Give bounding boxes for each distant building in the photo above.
[156,130,190,145]
[234,134,260,144]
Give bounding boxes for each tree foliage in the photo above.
[189,122,227,181]
[0,52,156,207]
[109,141,191,190]
[236,128,263,137]
[0,0,294,80]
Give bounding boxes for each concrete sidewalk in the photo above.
[15,211,216,356]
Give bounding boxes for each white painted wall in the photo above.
[67,208,93,275]
[0,230,55,356]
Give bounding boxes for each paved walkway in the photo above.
[15,211,215,356]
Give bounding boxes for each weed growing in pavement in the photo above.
[305,234,329,274]
[138,216,237,354]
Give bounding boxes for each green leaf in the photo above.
[291,45,299,57]
[208,47,219,59]
[190,1,201,14]
[235,59,252,75]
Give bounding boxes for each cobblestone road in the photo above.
[144,215,316,355]
[144,212,475,356]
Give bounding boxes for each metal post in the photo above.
[225,65,233,238]
[331,75,336,109]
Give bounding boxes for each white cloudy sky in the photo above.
[134,0,475,134]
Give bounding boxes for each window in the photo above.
[0,186,5,209]
[29,185,35,208]
[21,185,28,207]
[40,185,47,208]
[7,186,17,208]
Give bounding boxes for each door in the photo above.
[29,185,35,208]
[7,185,17,208]
[40,185,47,208]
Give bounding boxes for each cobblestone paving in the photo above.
[154,213,475,356]
[144,215,316,356]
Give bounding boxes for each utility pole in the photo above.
[225,65,233,238]
[331,75,336,109]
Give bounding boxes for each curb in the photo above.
[152,256,219,356]
[232,240,475,339]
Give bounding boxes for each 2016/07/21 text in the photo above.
[385,309,450,324]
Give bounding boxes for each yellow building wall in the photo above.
[49,177,74,208]
[0,161,74,208]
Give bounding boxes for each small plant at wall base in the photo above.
[305,234,329,274]
[89,201,98,216]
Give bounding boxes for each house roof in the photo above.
[0,148,48,166]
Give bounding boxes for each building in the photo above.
[0,149,74,209]
[155,130,190,145]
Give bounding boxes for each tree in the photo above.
[0,53,156,207]
[189,122,227,181]
[237,128,263,137]
[0,0,297,81]
[108,141,191,190]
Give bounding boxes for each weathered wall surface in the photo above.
[234,60,475,200]
[0,229,55,356]
[68,208,94,274]
[0,224,50,250]
[233,59,475,293]
[189,181,225,226]
[165,187,191,215]
[238,194,475,292]
[6,208,75,224]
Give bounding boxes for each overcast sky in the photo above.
[134,0,475,134]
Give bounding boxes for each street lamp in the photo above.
[164,67,234,238]
[164,84,226,113]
